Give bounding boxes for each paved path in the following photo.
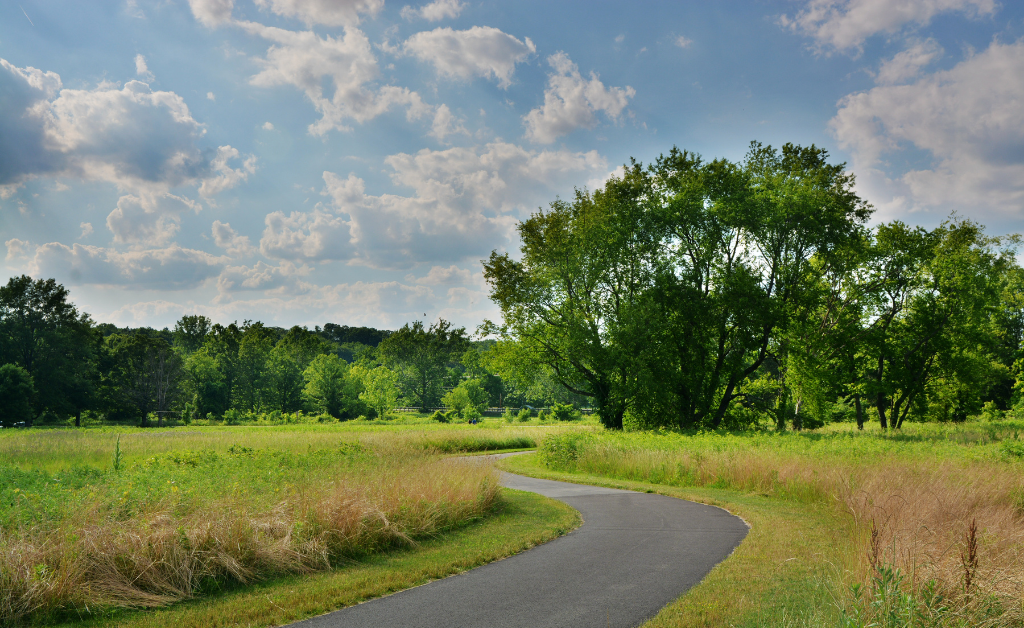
[289,459,748,628]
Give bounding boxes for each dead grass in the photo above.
[543,428,1024,624]
[0,456,498,626]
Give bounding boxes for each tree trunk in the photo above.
[854,394,864,430]
[75,411,81,428]
[876,392,888,430]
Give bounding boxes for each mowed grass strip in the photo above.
[498,452,855,627]
[39,489,579,628]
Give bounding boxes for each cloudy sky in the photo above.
[2,0,1022,331]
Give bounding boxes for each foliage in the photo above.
[302,354,354,419]
[379,319,469,409]
[0,363,35,426]
[359,365,400,419]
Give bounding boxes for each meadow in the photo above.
[508,420,1024,627]
[0,421,570,626]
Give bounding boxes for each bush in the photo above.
[517,407,532,422]
[503,408,516,424]
[537,409,548,422]
[551,402,580,422]
[464,405,482,422]
[430,410,449,423]
[540,432,593,470]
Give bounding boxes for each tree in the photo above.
[0,275,98,422]
[277,326,333,370]
[441,379,489,418]
[180,347,227,419]
[172,315,211,355]
[379,319,469,409]
[359,365,399,419]
[303,353,349,417]
[0,363,35,427]
[104,333,181,425]
[264,346,304,412]
[484,143,871,429]
[234,322,274,412]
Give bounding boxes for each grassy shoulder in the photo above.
[39,488,580,628]
[498,452,857,627]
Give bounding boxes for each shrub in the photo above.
[551,402,580,422]
[540,432,593,469]
[464,405,482,422]
[517,407,532,422]
[503,408,516,424]
[430,410,449,423]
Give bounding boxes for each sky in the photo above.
[1,0,1022,331]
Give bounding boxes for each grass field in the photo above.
[505,420,1024,627]
[0,422,575,626]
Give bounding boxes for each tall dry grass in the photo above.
[0,454,498,625]
[542,428,1024,622]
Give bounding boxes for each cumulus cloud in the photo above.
[10,241,225,290]
[134,54,154,81]
[253,0,383,27]
[674,36,693,48]
[262,121,274,130]
[410,264,473,285]
[429,104,468,141]
[211,220,256,257]
[402,26,535,88]
[523,52,635,144]
[875,38,942,84]
[401,0,464,21]
[79,222,94,239]
[257,141,606,269]
[831,40,1024,220]
[216,260,309,298]
[188,0,235,27]
[0,59,254,196]
[242,22,429,134]
[780,0,997,53]
[106,192,201,246]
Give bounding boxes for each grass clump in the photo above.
[0,435,500,625]
[527,421,1024,627]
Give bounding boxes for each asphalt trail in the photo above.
[289,458,748,628]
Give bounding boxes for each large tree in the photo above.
[0,275,98,422]
[484,143,871,429]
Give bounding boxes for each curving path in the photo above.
[289,457,748,628]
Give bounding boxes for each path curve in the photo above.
[289,457,748,628]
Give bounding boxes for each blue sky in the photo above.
[2,0,1022,330]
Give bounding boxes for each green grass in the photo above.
[36,488,581,628]
[498,452,854,627]
[505,420,1024,627]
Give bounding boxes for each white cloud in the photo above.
[411,264,473,285]
[5,238,29,262]
[211,220,256,257]
[259,207,355,262]
[106,192,201,246]
[0,59,255,196]
[11,241,225,290]
[242,22,429,135]
[429,103,468,141]
[79,222,94,238]
[780,0,997,53]
[188,0,235,27]
[134,54,154,81]
[674,35,693,48]
[875,38,942,84]
[216,260,309,297]
[262,121,275,130]
[253,0,383,27]
[278,142,606,269]
[523,52,635,144]
[207,91,216,101]
[401,0,465,22]
[402,26,535,89]
[198,146,257,197]
[831,40,1024,220]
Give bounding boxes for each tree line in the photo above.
[483,142,1024,430]
[0,280,582,427]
